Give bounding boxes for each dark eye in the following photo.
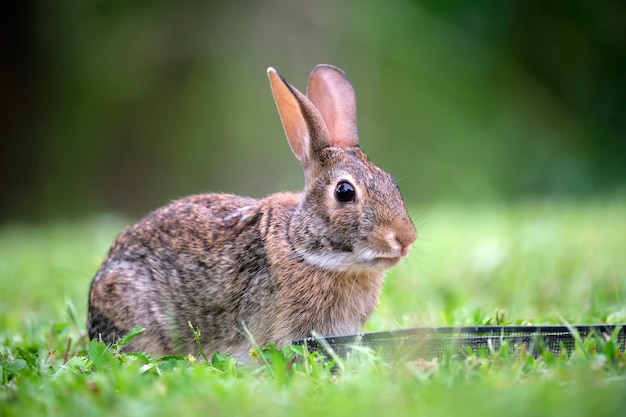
[335,181,355,203]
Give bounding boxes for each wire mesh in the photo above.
[294,325,626,361]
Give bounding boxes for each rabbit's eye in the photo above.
[335,181,355,203]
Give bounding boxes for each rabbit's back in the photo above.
[88,193,291,356]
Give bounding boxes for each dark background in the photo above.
[2,0,625,222]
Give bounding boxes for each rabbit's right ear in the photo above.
[306,65,359,148]
[267,67,332,165]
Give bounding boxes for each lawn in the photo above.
[1,195,626,416]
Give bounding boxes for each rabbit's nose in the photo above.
[386,226,417,257]
[395,221,417,250]
[400,243,412,258]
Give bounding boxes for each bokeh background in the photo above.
[3,0,625,222]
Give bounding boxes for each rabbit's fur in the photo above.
[88,65,417,358]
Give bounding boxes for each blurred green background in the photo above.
[2,0,625,222]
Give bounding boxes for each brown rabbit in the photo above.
[87,65,417,358]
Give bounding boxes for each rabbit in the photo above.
[87,64,417,359]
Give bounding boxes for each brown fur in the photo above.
[88,65,417,358]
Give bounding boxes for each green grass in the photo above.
[2,196,626,416]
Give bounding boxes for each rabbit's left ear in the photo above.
[306,65,359,148]
[267,67,332,165]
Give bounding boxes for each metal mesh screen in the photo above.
[295,325,626,361]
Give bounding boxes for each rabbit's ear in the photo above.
[267,67,332,164]
[306,65,359,148]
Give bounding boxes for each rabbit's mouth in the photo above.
[299,247,406,272]
[375,256,402,267]
[354,246,407,269]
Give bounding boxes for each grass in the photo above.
[1,195,626,416]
